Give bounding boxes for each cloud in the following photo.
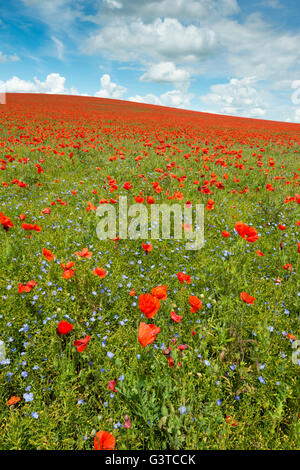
[51,36,64,60]
[262,0,282,9]
[130,88,194,108]
[294,108,300,122]
[0,73,67,93]
[103,0,122,9]
[83,18,219,63]
[199,77,267,117]
[99,0,240,22]
[94,74,127,99]
[0,51,20,63]
[34,73,66,93]
[213,14,300,80]
[21,0,83,29]
[140,62,190,88]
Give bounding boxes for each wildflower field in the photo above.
[0,93,299,450]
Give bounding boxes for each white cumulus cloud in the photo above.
[200,77,266,118]
[94,74,127,99]
[130,88,194,108]
[83,18,219,63]
[0,73,67,94]
[140,62,190,88]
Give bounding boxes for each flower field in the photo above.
[0,93,299,450]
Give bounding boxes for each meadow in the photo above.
[0,93,299,450]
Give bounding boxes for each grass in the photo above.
[0,93,299,450]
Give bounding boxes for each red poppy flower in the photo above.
[142,242,152,253]
[240,292,255,304]
[286,333,296,340]
[138,322,161,347]
[222,230,231,238]
[189,295,202,313]
[177,272,191,284]
[171,310,183,323]
[139,293,160,318]
[74,335,91,352]
[7,396,21,406]
[61,262,75,279]
[41,207,51,215]
[168,357,175,367]
[151,285,167,300]
[282,263,293,271]
[235,222,259,243]
[93,267,106,278]
[278,224,286,230]
[21,223,42,232]
[94,431,116,450]
[75,247,92,258]
[42,248,55,261]
[256,250,264,257]
[18,280,37,293]
[57,321,73,335]
[0,212,14,231]
[108,380,117,393]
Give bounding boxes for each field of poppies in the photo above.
[0,93,299,450]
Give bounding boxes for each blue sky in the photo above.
[0,0,300,121]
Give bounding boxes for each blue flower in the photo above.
[23,392,33,402]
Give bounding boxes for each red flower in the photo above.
[123,181,133,190]
[142,242,152,253]
[94,431,116,450]
[177,272,191,284]
[75,247,92,258]
[74,335,91,352]
[108,380,117,393]
[189,295,202,313]
[256,250,264,257]
[235,222,259,243]
[57,321,73,335]
[222,230,231,238]
[138,322,161,347]
[61,262,75,279]
[0,212,14,231]
[240,292,255,304]
[151,285,167,300]
[21,223,42,232]
[42,248,55,261]
[171,310,183,323]
[18,280,37,293]
[93,267,106,278]
[7,396,21,406]
[139,293,160,319]
[41,207,51,215]
[283,263,293,271]
[278,224,286,230]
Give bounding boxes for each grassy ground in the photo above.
[0,93,299,450]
